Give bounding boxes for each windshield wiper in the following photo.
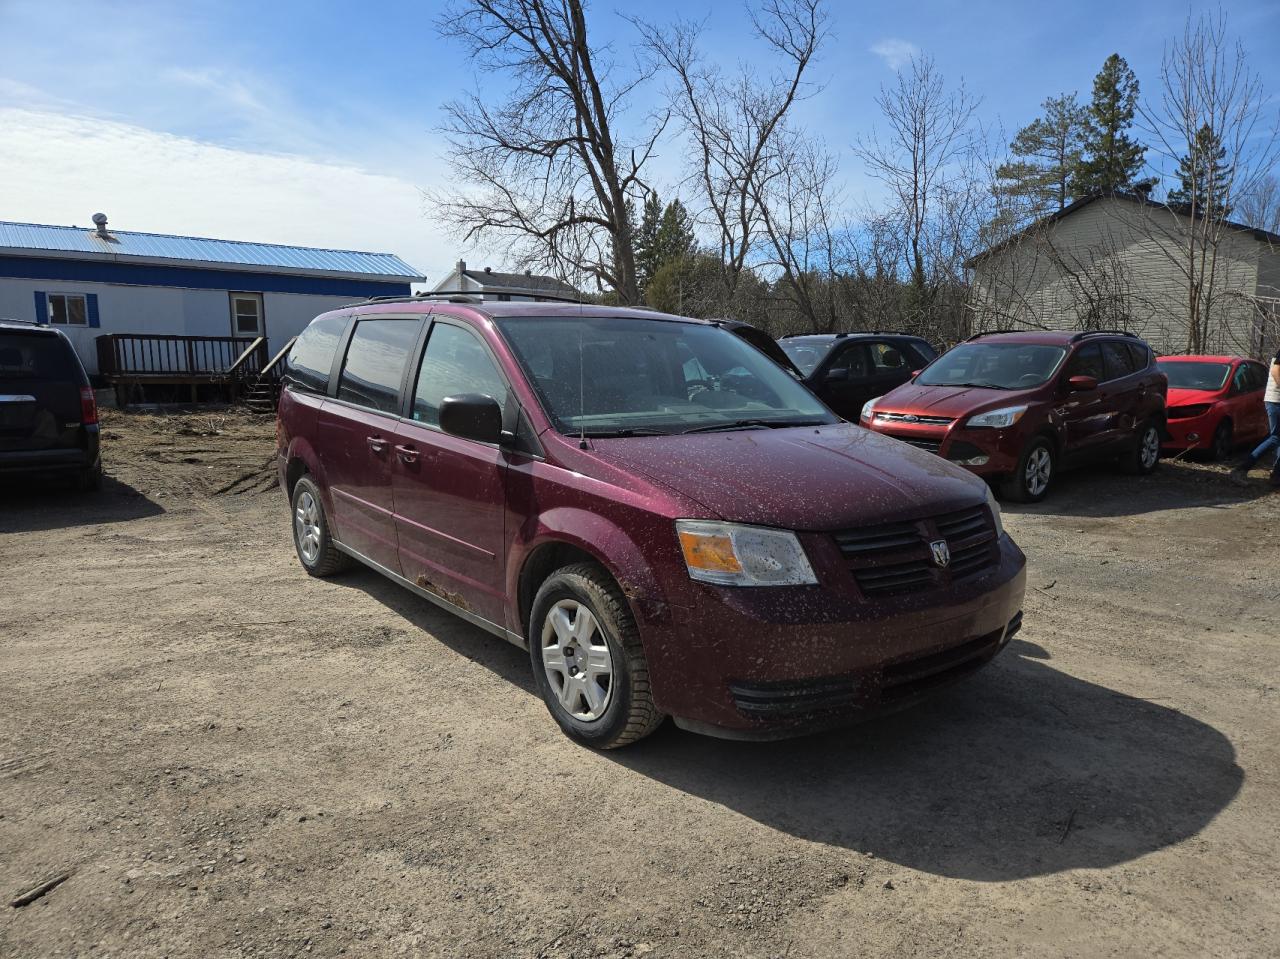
[578,427,670,438]
[935,381,1013,390]
[682,418,826,434]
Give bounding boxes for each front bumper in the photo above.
[1162,414,1216,450]
[647,534,1027,737]
[866,419,1024,477]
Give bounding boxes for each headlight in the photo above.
[967,405,1028,429]
[860,396,883,422]
[675,520,818,587]
[985,485,1005,539]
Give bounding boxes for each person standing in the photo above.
[1231,345,1280,487]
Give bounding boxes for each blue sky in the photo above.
[2,0,1278,282]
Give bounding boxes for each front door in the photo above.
[816,342,872,420]
[315,316,422,572]
[1059,342,1112,461]
[392,320,509,625]
[230,293,265,338]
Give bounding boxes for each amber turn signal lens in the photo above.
[678,529,743,574]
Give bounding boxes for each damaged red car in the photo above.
[276,300,1027,747]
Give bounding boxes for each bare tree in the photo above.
[854,56,983,328]
[433,0,666,302]
[635,0,828,304]
[1237,173,1280,234]
[1139,8,1279,352]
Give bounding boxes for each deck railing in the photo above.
[96,333,268,380]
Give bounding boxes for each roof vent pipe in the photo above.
[91,213,109,238]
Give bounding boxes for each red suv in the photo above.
[863,331,1166,502]
[277,299,1026,747]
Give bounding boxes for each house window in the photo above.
[49,293,88,326]
[230,293,264,336]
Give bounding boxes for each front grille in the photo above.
[729,676,862,719]
[1167,404,1210,420]
[835,505,1000,597]
[876,412,954,425]
[903,438,942,454]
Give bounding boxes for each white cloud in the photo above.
[0,108,470,285]
[869,38,920,71]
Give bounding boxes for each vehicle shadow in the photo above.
[1002,461,1269,518]
[320,571,1245,883]
[0,473,164,533]
[606,639,1243,881]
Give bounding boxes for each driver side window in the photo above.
[412,323,507,427]
[828,343,869,379]
[1065,343,1104,381]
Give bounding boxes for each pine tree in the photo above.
[654,199,695,268]
[634,192,663,293]
[995,93,1086,216]
[1072,54,1152,196]
[1167,123,1233,218]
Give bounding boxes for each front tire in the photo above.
[291,476,351,577]
[1001,437,1055,503]
[1209,420,1233,462]
[1122,420,1162,475]
[529,563,664,749]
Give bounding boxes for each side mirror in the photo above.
[910,368,923,380]
[825,368,850,382]
[1067,375,1098,393]
[439,393,503,444]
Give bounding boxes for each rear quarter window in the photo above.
[285,314,350,394]
[0,333,76,381]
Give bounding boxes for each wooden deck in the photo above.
[95,333,287,406]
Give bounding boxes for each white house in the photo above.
[967,193,1280,356]
[432,259,580,301]
[0,214,424,379]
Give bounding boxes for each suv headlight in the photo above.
[676,520,818,586]
[985,485,1005,539]
[860,396,882,422]
[967,405,1028,429]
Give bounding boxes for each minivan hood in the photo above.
[586,423,986,530]
[874,382,1030,419]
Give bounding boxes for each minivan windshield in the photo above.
[916,343,1066,390]
[496,316,837,436]
[1157,360,1231,391]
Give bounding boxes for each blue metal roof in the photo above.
[0,220,424,280]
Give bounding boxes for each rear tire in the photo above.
[1122,420,1162,475]
[1000,437,1055,503]
[529,563,664,749]
[1209,420,1233,462]
[75,458,102,492]
[291,476,351,577]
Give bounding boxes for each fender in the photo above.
[506,505,675,639]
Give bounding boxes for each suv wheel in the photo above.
[1002,437,1055,503]
[76,458,103,492]
[529,563,664,749]
[1210,420,1233,462]
[1122,421,1162,475]
[291,476,351,577]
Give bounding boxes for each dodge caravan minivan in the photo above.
[277,299,1027,747]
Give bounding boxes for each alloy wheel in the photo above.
[295,490,322,564]
[541,599,614,722]
[1025,446,1052,497]
[1140,426,1160,469]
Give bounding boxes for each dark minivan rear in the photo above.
[0,320,101,489]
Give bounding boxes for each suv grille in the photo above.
[834,506,999,597]
[902,437,942,454]
[875,412,954,425]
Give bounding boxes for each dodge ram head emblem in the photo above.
[930,540,951,568]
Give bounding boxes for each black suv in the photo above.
[779,333,939,421]
[0,319,101,489]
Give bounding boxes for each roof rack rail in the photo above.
[1069,328,1137,342]
[965,328,1032,341]
[352,289,589,308]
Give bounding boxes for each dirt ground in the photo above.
[1,408,1278,959]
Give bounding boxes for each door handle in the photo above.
[367,435,388,453]
[394,444,419,464]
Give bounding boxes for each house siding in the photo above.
[971,196,1266,356]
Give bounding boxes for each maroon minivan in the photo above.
[277,299,1027,747]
